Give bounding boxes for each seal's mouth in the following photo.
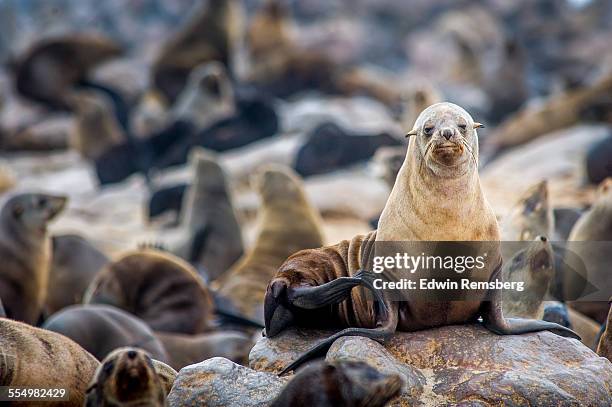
[430,142,465,165]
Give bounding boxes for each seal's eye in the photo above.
[458,124,467,131]
[423,126,434,136]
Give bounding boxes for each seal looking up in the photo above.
[0,192,67,324]
[264,103,579,374]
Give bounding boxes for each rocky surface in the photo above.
[250,325,612,406]
[167,357,287,407]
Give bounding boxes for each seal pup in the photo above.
[0,192,66,324]
[213,164,324,321]
[502,236,554,319]
[154,331,253,370]
[0,318,99,406]
[597,302,611,361]
[43,305,169,363]
[264,103,578,374]
[151,0,242,104]
[270,360,402,407]
[173,148,243,282]
[501,180,553,241]
[13,34,122,110]
[85,347,171,407]
[84,249,214,334]
[46,234,109,315]
[566,178,612,323]
[293,122,402,177]
[68,89,125,160]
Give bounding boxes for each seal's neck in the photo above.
[377,141,496,241]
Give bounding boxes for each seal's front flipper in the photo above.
[288,270,387,316]
[278,301,398,376]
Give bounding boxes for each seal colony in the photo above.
[264,103,579,374]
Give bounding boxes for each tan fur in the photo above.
[567,307,601,351]
[400,84,443,131]
[213,165,324,320]
[597,304,612,360]
[0,161,16,195]
[84,249,214,334]
[86,347,171,407]
[501,180,553,241]
[247,0,292,62]
[155,331,253,370]
[0,193,66,324]
[0,318,99,406]
[152,0,243,103]
[68,90,124,160]
[487,73,612,152]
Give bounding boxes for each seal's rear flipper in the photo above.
[279,310,397,377]
[483,316,581,340]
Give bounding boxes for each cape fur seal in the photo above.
[152,0,242,104]
[213,165,324,322]
[502,236,554,319]
[173,148,243,282]
[43,305,169,363]
[501,180,553,241]
[85,347,172,407]
[264,103,578,374]
[46,234,109,315]
[68,90,125,160]
[293,122,402,177]
[154,331,253,370]
[597,303,611,361]
[270,360,402,407]
[84,249,214,334]
[0,318,99,406]
[566,178,612,323]
[0,192,66,324]
[13,34,122,110]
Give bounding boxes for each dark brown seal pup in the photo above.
[151,0,242,104]
[46,234,109,315]
[84,249,214,334]
[264,103,578,374]
[173,148,243,282]
[13,34,122,110]
[270,360,402,407]
[0,192,66,324]
[213,165,324,322]
[43,305,169,363]
[597,302,611,361]
[0,317,99,406]
[85,347,171,407]
[154,331,253,370]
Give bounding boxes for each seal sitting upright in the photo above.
[264,103,579,374]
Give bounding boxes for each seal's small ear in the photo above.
[405,129,418,138]
[473,122,485,129]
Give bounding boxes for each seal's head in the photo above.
[87,347,165,406]
[1,193,67,238]
[252,164,304,205]
[406,102,483,178]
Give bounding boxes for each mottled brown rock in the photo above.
[251,325,612,406]
[167,357,287,407]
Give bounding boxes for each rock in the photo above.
[168,357,287,407]
[250,325,612,406]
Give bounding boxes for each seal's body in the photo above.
[43,305,169,363]
[264,103,578,374]
[84,249,214,334]
[85,348,171,407]
[214,165,324,322]
[0,193,66,324]
[0,318,99,406]
[46,234,109,315]
[597,304,612,361]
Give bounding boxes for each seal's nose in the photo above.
[442,128,453,140]
[127,350,137,359]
